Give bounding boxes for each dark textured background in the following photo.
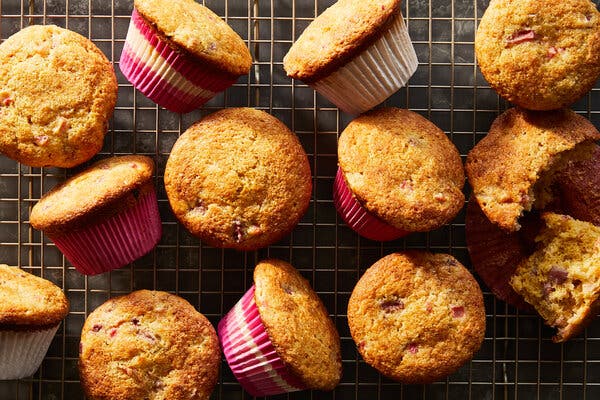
[1,0,600,399]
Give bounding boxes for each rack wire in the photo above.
[1,0,600,399]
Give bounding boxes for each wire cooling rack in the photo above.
[2,0,600,399]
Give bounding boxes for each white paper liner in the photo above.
[311,13,418,115]
[0,325,60,380]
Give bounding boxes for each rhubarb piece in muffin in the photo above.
[30,156,161,275]
[120,0,252,113]
[219,259,341,396]
[334,107,464,241]
[79,290,219,399]
[164,108,311,251]
[347,252,486,384]
[283,0,417,115]
[475,0,600,110]
[0,265,69,380]
[466,108,600,232]
[0,25,117,167]
[510,213,600,342]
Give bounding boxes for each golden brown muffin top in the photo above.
[510,213,600,342]
[475,0,600,110]
[30,155,155,235]
[347,252,486,384]
[338,107,465,232]
[164,108,312,251]
[466,108,600,232]
[283,0,401,82]
[0,25,117,168]
[135,0,252,76]
[253,259,341,390]
[0,265,69,327]
[79,290,220,400]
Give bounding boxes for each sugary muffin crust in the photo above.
[134,0,252,76]
[475,0,600,110]
[348,252,486,384]
[0,265,69,327]
[0,25,117,168]
[283,0,401,82]
[338,107,464,232]
[466,108,600,232]
[253,259,341,390]
[164,108,312,251]
[30,155,155,235]
[79,290,220,400]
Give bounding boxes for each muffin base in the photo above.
[218,286,306,396]
[0,324,59,380]
[311,13,418,115]
[334,168,408,241]
[120,9,237,113]
[50,190,162,275]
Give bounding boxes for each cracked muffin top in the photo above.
[134,0,251,76]
[475,0,600,110]
[347,251,486,384]
[466,108,600,232]
[164,108,312,251]
[30,155,155,236]
[79,290,220,400]
[0,265,69,328]
[337,107,464,232]
[0,25,117,167]
[253,259,342,390]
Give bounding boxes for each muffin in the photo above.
[283,0,418,115]
[334,107,464,241]
[120,0,252,113]
[79,290,219,399]
[510,213,600,342]
[0,25,117,168]
[475,0,600,110]
[164,108,312,251]
[347,252,486,384]
[466,108,600,232]
[218,259,341,396]
[0,265,69,380]
[30,155,161,275]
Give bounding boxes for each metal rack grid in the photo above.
[1,0,600,398]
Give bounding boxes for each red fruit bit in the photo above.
[380,299,404,313]
[451,306,465,318]
[548,266,568,285]
[92,324,102,332]
[547,46,565,59]
[109,328,118,337]
[53,117,69,135]
[543,282,555,297]
[358,340,366,351]
[34,135,49,146]
[400,180,413,190]
[233,221,244,242]
[407,342,419,354]
[425,302,433,313]
[506,29,535,45]
[0,92,13,106]
[130,163,137,169]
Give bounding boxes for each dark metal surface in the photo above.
[1,0,600,399]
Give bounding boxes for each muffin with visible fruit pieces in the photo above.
[164,108,311,251]
[510,213,600,342]
[219,259,341,396]
[283,0,418,115]
[120,0,252,113]
[0,265,69,380]
[79,290,219,400]
[347,252,486,384]
[30,155,161,275]
[0,25,117,167]
[466,107,600,232]
[475,0,600,110]
[334,107,464,241]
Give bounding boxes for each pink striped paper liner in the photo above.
[49,190,162,276]
[218,286,306,396]
[120,9,237,113]
[333,168,408,241]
